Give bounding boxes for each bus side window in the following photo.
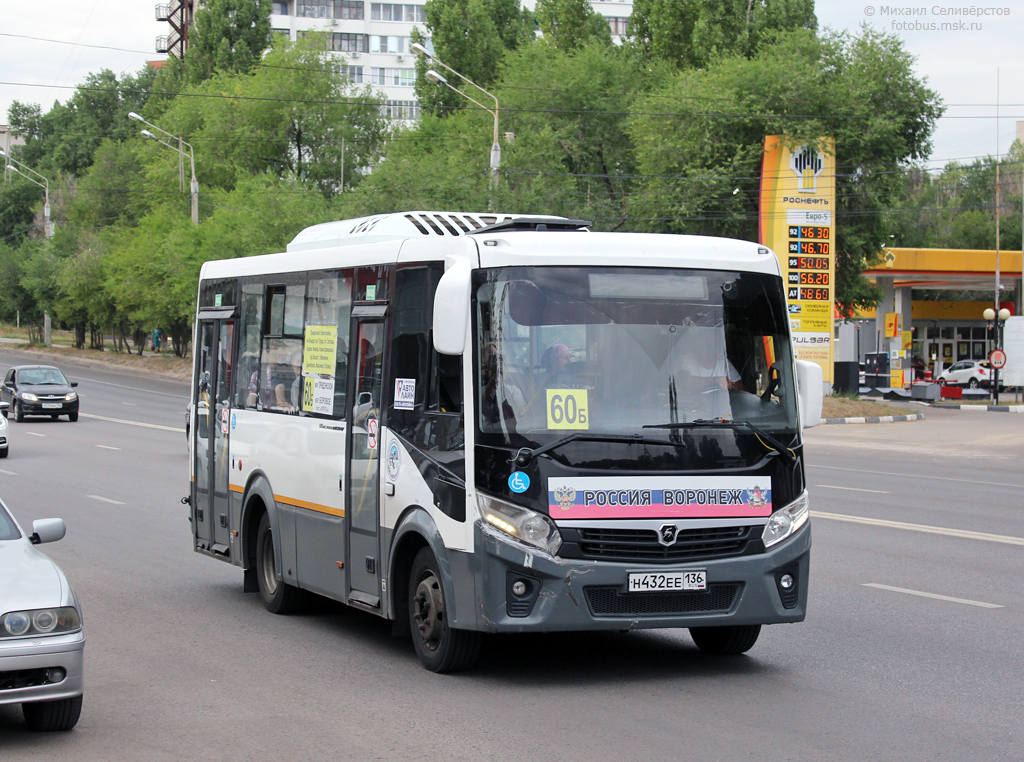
[235,280,264,409]
[305,270,352,420]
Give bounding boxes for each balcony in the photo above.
[155,3,170,20]
[155,35,169,53]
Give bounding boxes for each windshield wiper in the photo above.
[512,433,679,467]
[642,419,796,465]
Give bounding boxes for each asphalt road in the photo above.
[1,349,1022,761]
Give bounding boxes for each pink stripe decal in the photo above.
[549,501,772,520]
[548,480,773,521]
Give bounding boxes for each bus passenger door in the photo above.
[345,315,385,607]
[192,318,235,556]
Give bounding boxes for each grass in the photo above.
[821,395,906,419]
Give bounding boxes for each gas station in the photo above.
[837,247,1023,386]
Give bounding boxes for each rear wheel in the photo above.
[14,402,24,422]
[255,513,307,614]
[689,625,761,655]
[68,412,79,422]
[408,547,481,672]
[22,694,83,731]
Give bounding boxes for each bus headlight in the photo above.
[761,492,809,548]
[477,494,562,555]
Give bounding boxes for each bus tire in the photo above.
[22,694,83,731]
[255,512,307,614]
[408,546,480,673]
[689,624,761,655]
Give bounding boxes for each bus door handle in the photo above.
[384,482,395,496]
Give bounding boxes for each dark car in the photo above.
[1,366,79,422]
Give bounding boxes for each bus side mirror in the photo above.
[795,360,823,429]
[433,260,472,356]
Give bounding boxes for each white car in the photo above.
[936,360,991,389]
[0,501,84,731]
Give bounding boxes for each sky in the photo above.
[1,0,1023,166]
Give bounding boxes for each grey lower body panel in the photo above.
[451,521,810,633]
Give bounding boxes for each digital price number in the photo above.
[788,226,830,239]
[788,241,830,255]
[799,272,829,285]
[788,256,829,271]
[799,287,830,301]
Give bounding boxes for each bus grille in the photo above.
[585,584,741,617]
[573,526,755,564]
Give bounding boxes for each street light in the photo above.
[1,149,52,238]
[128,112,199,225]
[983,306,1012,404]
[412,45,501,183]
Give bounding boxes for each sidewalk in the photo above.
[0,343,191,381]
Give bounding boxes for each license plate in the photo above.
[628,570,706,593]
[42,403,62,409]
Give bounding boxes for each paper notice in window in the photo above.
[303,374,335,415]
[394,378,415,410]
[303,325,337,376]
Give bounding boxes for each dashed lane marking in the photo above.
[0,469,17,475]
[80,413,183,433]
[95,445,121,450]
[862,583,1003,609]
[815,484,889,494]
[26,432,46,437]
[812,510,1024,547]
[87,495,125,505]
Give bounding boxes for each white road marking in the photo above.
[26,432,46,437]
[96,444,121,450]
[80,413,184,433]
[861,583,1003,609]
[812,510,1024,547]
[0,469,17,475]
[809,464,1023,489]
[87,494,125,505]
[815,484,889,494]
[66,376,187,399]
[121,402,137,406]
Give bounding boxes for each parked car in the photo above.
[0,500,84,731]
[936,360,990,388]
[0,365,79,422]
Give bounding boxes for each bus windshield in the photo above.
[475,266,799,444]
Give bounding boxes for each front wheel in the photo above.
[22,694,83,731]
[689,625,761,655]
[968,378,979,389]
[68,412,79,422]
[0,447,8,458]
[408,547,481,672]
[14,402,24,422]
[255,513,307,614]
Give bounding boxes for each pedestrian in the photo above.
[152,328,162,353]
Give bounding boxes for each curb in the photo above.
[928,404,1024,413]
[822,414,924,425]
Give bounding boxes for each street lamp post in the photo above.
[411,43,501,184]
[128,112,199,225]
[983,306,1011,404]
[0,149,52,238]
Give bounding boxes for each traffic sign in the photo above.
[989,349,1007,370]
[367,418,378,450]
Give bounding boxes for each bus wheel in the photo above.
[408,547,481,673]
[689,625,761,655]
[255,513,307,614]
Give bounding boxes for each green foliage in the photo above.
[627,27,942,313]
[415,0,533,115]
[184,0,273,84]
[535,0,611,51]
[628,0,816,69]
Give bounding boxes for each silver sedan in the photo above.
[0,500,84,731]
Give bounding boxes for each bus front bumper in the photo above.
[461,520,810,633]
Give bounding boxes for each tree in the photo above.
[183,0,273,84]
[535,0,611,51]
[627,27,942,313]
[628,0,816,69]
[415,0,533,115]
